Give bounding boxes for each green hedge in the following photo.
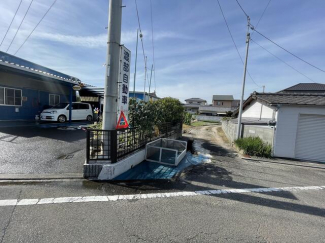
[235,137,272,158]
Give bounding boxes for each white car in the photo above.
[40,102,93,123]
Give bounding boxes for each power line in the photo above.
[6,0,34,53]
[254,0,271,30]
[134,0,148,96]
[251,38,314,82]
[252,28,325,73]
[134,0,146,64]
[14,0,58,55]
[149,0,156,92]
[235,0,249,18]
[216,0,261,88]
[0,0,23,48]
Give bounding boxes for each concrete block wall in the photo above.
[196,115,222,122]
[221,120,274,146]
[221,120,237,143]
[242,125,274,146]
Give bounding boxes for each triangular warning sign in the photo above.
[116,111,129,129]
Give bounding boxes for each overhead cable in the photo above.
[235,0,249,18]
[6,0,34,53]
[149,0,156,92]
[14,0,58,55]
[251,38,314,82]
[216,0,262,88]
[252,27,325,73]
[0,0,23,48]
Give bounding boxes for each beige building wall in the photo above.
[213,100,232,108]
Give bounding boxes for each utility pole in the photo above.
[143,56,147,102]
[237,16,251,139]
[102,0,122,130]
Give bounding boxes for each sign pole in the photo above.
[102,0,122,130]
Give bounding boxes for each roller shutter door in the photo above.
[295,114,325,162]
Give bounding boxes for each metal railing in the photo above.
[86,122,182,164]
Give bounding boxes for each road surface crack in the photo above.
[0,190,22,243]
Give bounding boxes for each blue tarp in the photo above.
[114,152,210,180]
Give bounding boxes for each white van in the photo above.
[40,102,93,123]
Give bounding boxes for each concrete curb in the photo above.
[0,173,84,181]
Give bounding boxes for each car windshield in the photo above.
[51,103,68,109]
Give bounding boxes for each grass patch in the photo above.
[235,137,272,158]
[217,127,229,144]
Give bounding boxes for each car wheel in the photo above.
[87,115,93,122]
[58,115,66,123]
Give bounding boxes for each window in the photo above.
[72,103,80,110]
[0,87,4,105]
[79,104,89,109]
[49,94,60,106]
[0,87,22,106]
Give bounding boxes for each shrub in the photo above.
[235,137,272,158]
[183,112,192,125]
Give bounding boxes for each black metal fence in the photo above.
[86,122,182,164]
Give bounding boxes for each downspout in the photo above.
[271,105,280,157]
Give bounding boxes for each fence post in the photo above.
[86,130,90,164]
[111,130,117,163]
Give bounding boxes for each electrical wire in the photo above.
[134,0,146,65]
[251,38,314,82]
[0,0,23,48]
[149,0,156,92]
[134,0,148,96]
[254,0,271,30]
[216,0,262,88]
[14,0,58,55]
[252,28,325,73]
[235,0,249,18]
[6,0,34,53]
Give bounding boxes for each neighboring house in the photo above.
[184,98,207,114]
[212,95,240,111]
[229,84,325,163]
[0,51,79,121]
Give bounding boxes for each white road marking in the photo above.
[0,185,324,207]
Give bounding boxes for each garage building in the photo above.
[0,51,79,121]
[233,83,325,163]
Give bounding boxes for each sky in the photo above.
[0,0,325,104]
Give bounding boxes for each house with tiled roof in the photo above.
[224,83,325,163]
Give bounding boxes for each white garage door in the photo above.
[295,114,325,162]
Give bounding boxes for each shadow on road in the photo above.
[0,126,86,143]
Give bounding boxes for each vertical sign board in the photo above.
[117,46,131,129]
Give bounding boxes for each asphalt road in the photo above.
[0,125,324,242]
[0,125,86,175]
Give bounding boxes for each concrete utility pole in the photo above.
[237,16,251,139]
[102,0,122,130]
